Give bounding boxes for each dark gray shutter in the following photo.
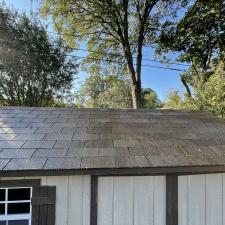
[31,186,56,225]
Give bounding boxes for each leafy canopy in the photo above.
[75,69,161,109]
[0,6,78,106]
[164,61,225,120]
[41,0,188,108]
[156,0,225,97]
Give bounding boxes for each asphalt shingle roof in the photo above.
[0,107,225,171]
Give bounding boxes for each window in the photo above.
[0,187,32,225]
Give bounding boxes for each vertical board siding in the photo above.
[113,177,134,225]
[67,176,84,225]
[46,176,91,225]
[134,176,154,225]
[206,174,223,225]
[83,176,91,225]
[98,176,166,225]
[178,173,225,225]
[97,177,114,225]
[46,176,69,225]
[154,175,166,225]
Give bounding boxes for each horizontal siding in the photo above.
[178,173,225,225]
[0,175,91,225]
[98,176,166,225]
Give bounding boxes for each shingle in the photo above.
[52,123,77,128]
[113,139,140,148]
[6,128,37,134]
[0,148,35,159]
[61,127,87,134]
[44,133,73,141]
[0,118,23,123]
[81,157,115,168]
[22,141,55,149]
[4,158,47,170]
[0,133,17,141]
[114,147,130,156]
[32,148,68,158]
[87,127,112,133]
[0,159,10,170]
[100,133,125,140]
[44,157,81,170]
[45,118,68,123]
[128,147,146,156]
[1,122,29,128]
[98,148,115,157]
[72,133,99,141]
[84,140,113,148]
[0,141,26,148]
[22,118,45,123]
[35,128,63,134]
[67,148,99,157]
[0,128,9,134]
[13,134,45,141]
[115,156,149,167]
[28,122,53,128]
[54,140,84,149]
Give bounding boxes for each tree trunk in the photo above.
[126,63,142,109]
[131,81,142,109]
[181,77,192,98]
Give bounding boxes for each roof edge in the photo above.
[1,165,225,177]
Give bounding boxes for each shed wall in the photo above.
[178,173,225,225]
[98,176,166,225]
[2,173,225,225]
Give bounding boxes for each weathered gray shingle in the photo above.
[44,157,81,169]
[0,149,36,158]
[4,158,47,170]
[0,107,224,171]
[32,148,68,158]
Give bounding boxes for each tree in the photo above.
[75,72,133,108]
[156,0,225,96]
[41,0,187,108]
[142,88,162,108]
[0,7,78,106]
[164,61,225,120]
[193,61,225,119]
[164,91,187,109]
[75,70,161,109]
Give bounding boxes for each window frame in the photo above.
[0,180,41,225]
[0,186,32,225]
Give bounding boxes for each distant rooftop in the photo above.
[0,107,224,173]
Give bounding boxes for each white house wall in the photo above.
[97,176,166,225]
[0,175,91,225]
[2,173,225,225]
[178,173,225,225]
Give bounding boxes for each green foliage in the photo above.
[142,88,162,109]
[157,0,225,98]
[193,62,225,119]
[0,7,78,107]
[75,73,133,108]
[75,72,161,109]
[164,90,194,110]
[164,91,184,109]
[165,62,225,119]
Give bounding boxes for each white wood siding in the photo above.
[0,176,91,225]
[178,173,225,225]
[98,176,166,225]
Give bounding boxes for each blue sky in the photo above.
[2,0,187,101]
